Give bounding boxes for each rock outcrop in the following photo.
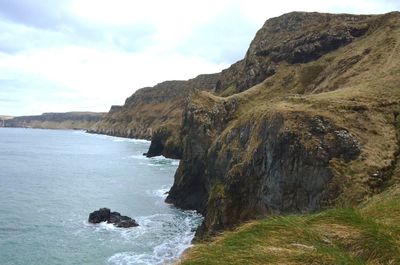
[165,11,400,238]
[215,12,371,93]
[88,208,139,228]
[89,75,219,157]
[3,112,104,130]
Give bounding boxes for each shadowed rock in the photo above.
[88,208,138,228]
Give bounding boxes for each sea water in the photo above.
[0,128,202,265]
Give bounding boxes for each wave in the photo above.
[106,211,203,265]
[146,186,170,199]
[130,154,148,160]
[112,138,150,144]
[129,155,180,168]
[81,131,150,144]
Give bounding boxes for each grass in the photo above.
[180,184,400,265]
[220,85,237,97]
[191,11,400,208]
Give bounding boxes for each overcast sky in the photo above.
[0,0,398,116]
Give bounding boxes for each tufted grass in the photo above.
[179,12,400,265]
[180,184,400,265]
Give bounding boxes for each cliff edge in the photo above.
[166,11,400,238]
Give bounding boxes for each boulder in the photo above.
[88,208,110,223]
[88,208,138,228]
[109,212,139,228]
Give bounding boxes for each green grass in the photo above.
[176,13,400,265]
[219,85,237,97]
[181,185,400,265]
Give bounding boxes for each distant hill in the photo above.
[1,112,105,130]
[0,116,13,120]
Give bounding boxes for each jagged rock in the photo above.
[215,12,372,93]
[166,90,364,238]
[146,125,182,159]
[88,208,111,223]
[88,208,138,228]
[109,212,139,228]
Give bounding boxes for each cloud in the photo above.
[0,0,398,115]
[0,0,72,29]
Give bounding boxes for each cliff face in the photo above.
[90,11,400,237]
[2,112,105,130]
[215,12,371,94]
[166,12,400,237]
[91,12,375,159]
[89,75,219,158]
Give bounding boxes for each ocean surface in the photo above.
[0,128,202,265]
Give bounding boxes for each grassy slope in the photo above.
[211,12,400,205]
[181,184,400,265]
[181,13,400,264]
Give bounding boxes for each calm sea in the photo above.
[0,128,201,265]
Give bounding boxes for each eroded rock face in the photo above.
[145,125,182,159]
[165,94,238,212]
[166,95,361,237]
[216,12,371,93]
[89,75,220,141]
[88,208,139,228]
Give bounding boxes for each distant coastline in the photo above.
[0,112,105,130]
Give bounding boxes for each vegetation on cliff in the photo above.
[92,11,400,263]
[180,183,400,265]
[167,11,400,239]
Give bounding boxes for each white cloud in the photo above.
[0,0,398,115]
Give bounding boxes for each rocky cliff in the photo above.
[90,11,400,238]
[89,75,219,158]
[2,112,105,130]
[165,11,400,237]
[91,12,377,159]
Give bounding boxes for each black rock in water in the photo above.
[88,208,138,228]
[109,212,139,228]
[88,208,111,223]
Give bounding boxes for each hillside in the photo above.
[91,12,381,160]
[2,112,105,130]
[181,182,400,264]
[164,11,400,235]
[88,75,218,158]
[92,10,400,262]
[173,10,400,264]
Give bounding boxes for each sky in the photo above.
[0,0,398,116]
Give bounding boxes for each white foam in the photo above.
[85,221,118,231]
[146,186,170,199]
[148,156,180,166]
[131,155,180,168]
[107,211,203,265]
[83,132,150,144]
[113,138,150,144]
[73,130,86,134]
[130,154,148,160]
